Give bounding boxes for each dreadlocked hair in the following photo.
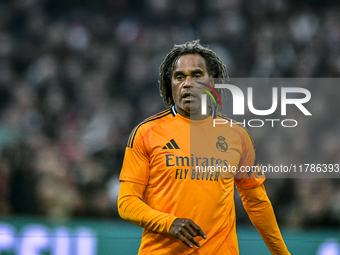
[159,39,228,111]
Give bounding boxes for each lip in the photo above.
[181,91,197,99]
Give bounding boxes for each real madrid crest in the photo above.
[216,136,228,152]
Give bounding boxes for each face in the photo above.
[171,54,212,119]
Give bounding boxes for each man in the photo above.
[118,40,290,254]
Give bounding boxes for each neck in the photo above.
[174,105,212,120]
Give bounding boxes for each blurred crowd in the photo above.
[0,0,340,229]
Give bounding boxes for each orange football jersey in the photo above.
[120,106,265,254]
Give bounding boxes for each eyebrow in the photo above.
[173,69,204,76]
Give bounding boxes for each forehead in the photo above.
[173,54,208,72]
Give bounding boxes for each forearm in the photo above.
[238,184,290,255]
[118,181,177,233]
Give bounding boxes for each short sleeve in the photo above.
[119,127,150,186]
[234,128,265,190]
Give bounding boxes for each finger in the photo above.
[183,223,197,237]
[177,233,193,248]
[182,231,201,247]
[188,221,207,239]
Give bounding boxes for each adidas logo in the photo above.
[162,139,180,149]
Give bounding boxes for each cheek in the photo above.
[171,83,180,101]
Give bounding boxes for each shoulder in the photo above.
[127,108,174,149]
[215,112,256,146]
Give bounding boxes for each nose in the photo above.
[183,76,192,88]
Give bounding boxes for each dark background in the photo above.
[0,0,340,230]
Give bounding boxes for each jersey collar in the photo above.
[170,105,216,118]
[171,106,177,116]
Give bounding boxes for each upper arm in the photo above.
[118,181,146,200]
[120,126,150,186]
[234,127,265,190]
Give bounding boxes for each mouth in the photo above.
[182,92,197,100]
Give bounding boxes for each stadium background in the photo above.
[0,0,339,254]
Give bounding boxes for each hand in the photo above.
[169,218,207,248]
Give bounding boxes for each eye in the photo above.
[194,73,201,78]
[176,75,184,80]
